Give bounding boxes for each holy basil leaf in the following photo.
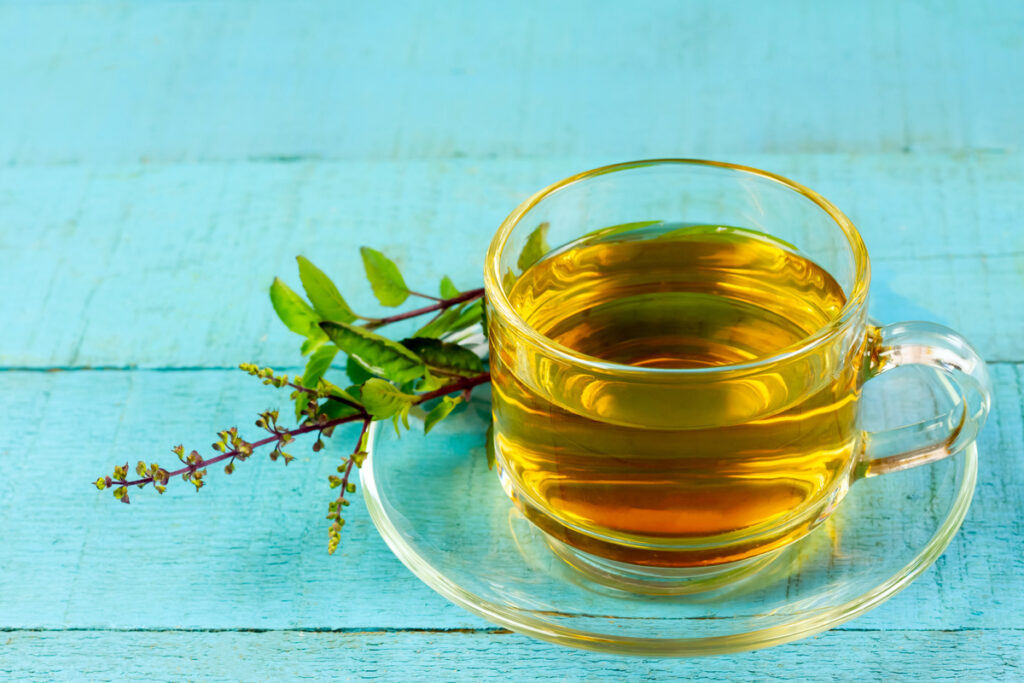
[415,370,450,392]
[312,381,364,422]
[320,321,425,384]
[502,268,517,292]
[297,256,357,323]
[345,355,376,384]
[581,220,662,242]
[412,299,485,339]
[294,344,338,420]
[319,380,363,407]
[270,278,326,340]
[424,396,462,434]
[300,337,324,356]
[655,224,800,251]
[301,344,338,388]
[360,378,417,419]
[412,306,463,339]
[516,222,550,272]
[439,275,460,299]
[320,398,363,421]
[295,393,314,422]
[401,337,483,375]
[449,300,484,333]
[360,247,409,307]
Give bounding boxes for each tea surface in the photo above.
[490,226,861,566]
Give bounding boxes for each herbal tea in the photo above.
[490,226,863,567]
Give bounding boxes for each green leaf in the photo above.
[411,299,484,339]
[516,222,550,272]
[439,275,460,299]
[360,378,417,420]
[485,421,496,470]
[320,398,363,421]
[412,306,463,339]
[424,396,462,434]
[297,256,357,323]
[581,220,662,241]
[346,355,376,384]
[314,381,365,421]
[301,344,338,388]
[270,278,326,340]
[300,337,325,356]
[320,321,426,384]
[295,344,338,420]
[415,369,450,392]
[295,393,314,422]
[319,380,363,406]
[449,300,484,333]
[401,338,483,375]
[654,224,799,251]
[360,247,409,307]
[502,268,517,292]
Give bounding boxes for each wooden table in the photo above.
[2,1,1022,679]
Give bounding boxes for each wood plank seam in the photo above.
[1,360,1022,372]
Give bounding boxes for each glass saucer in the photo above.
[361,386,976,656]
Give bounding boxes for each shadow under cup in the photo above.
[483,160,991,594]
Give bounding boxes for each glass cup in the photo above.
[483,159,991,594]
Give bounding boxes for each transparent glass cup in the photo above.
[483,159,991,594]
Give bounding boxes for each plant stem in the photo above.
[364,288,484,329]
[406,289,444,302]
[335,419,370,498]
[114,413,365,488]
[415,371,490,403]
[289,381,366,414]
[108,372,490,490]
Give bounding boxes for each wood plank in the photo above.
[0,365,1019,631]
[2,629,1022,680]
[0,1,1020,164]
[3,0,1020,675]
[1,153,1022,369]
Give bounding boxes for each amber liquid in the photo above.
[490,226,863,567]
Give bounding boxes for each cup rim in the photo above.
[483,158,871,376]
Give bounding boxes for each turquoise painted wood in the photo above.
[0,1,1021,163]
[3,631,1023,681]
[1,0,1022,679]
[0,365,1021,634]
[2,154,1023,368]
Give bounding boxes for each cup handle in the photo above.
[857,321,992,478]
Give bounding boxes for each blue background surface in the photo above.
[1,1,1022,679]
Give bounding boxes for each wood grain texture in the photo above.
[2,0,1022,676]
[3,630,1023,681]
[0,365,1020,633]
[0,0,1020,164]
[2,154,1023,368]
